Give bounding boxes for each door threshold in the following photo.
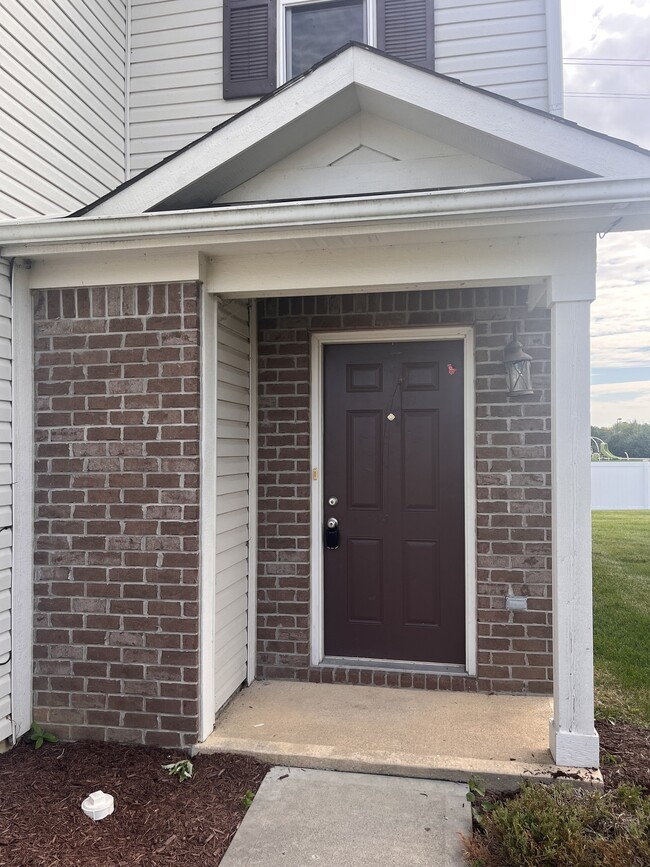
[321,656,468,676]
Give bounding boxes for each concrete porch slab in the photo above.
[198,681,602,791]
[220,766,471,867]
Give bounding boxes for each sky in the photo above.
[560,0,650,426]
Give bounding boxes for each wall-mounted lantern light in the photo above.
[504,328,533,396]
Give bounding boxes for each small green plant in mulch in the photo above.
[463,781,650,867]
[466,777,496,820]
[29,722,58,750]
[241,789,255,810]
[162,759,194,782]
[601,751,620,765]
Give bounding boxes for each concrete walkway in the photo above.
[220,766,471,867]
[200,681,602,789]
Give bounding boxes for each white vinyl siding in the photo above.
[129,0,254,176]
[214,299,251,713]
[434,0,549,110]
[0,259,12,743]
[128,0,554,174]
[0,0,127,218]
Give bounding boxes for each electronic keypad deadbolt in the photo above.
[325,517,340,550]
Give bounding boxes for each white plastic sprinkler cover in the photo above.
[81,790,114,821]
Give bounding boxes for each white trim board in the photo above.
[246,301,258,685]
[198,287,218,742]
[277,0,378,86]
[11,264,34,742]
[309,327,477,676]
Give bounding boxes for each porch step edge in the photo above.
[195,735,603,792]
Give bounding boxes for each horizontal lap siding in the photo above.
[0,0,127,218]
[215,300,250,712]
[0,259,10,742]
[129,0,253,176]
[434,0,550,110]
[129,0,553,174]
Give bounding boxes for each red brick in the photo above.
[33,283,201,747]
[257,291,552,696]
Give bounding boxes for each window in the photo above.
[281,0,374,81]
[223,0,434,100]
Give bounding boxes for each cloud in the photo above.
[562,1,650,420]
[591,232,650,369]
[591,380,650,425]
[563,7,650,148]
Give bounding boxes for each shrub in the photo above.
[464,782,650,867]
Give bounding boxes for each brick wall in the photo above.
[33,283,201,747]
[257,288,553,694]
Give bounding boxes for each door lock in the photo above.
[325,517,340,550]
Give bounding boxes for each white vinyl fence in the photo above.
[592,461,650,510]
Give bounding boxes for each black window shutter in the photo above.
[224,0,277,99]
[377,0,435,71]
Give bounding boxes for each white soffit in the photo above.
[81,46,650,217]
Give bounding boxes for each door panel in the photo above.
[348,538,383,623]
[323,340,466,664]
[347,411,383,509]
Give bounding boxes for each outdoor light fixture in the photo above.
[503,327,533,396]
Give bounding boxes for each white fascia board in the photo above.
[2,177,650,260]
[354,51,650,178]
[81,46,650,217]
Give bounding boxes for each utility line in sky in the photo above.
[565,92,650,99]
[564,57,650,67]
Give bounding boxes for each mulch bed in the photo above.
[0,741,269,867]
[596,719,650,794]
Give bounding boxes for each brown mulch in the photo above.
[0,741,269,867]
[596,719,650,795]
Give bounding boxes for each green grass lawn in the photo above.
[592,511,650,726]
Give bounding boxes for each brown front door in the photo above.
[323,340,466,664]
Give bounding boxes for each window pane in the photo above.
[288,0,365,78]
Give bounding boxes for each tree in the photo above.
[591,421,650,458]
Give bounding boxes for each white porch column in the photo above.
[548,272,600,768]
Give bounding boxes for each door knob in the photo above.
[325,517,340,550]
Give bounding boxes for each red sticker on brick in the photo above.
[447,364,457,375]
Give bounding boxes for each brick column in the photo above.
[33,283,201,748]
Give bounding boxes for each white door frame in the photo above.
[309,326,477,675]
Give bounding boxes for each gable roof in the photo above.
[77,42,650,218]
